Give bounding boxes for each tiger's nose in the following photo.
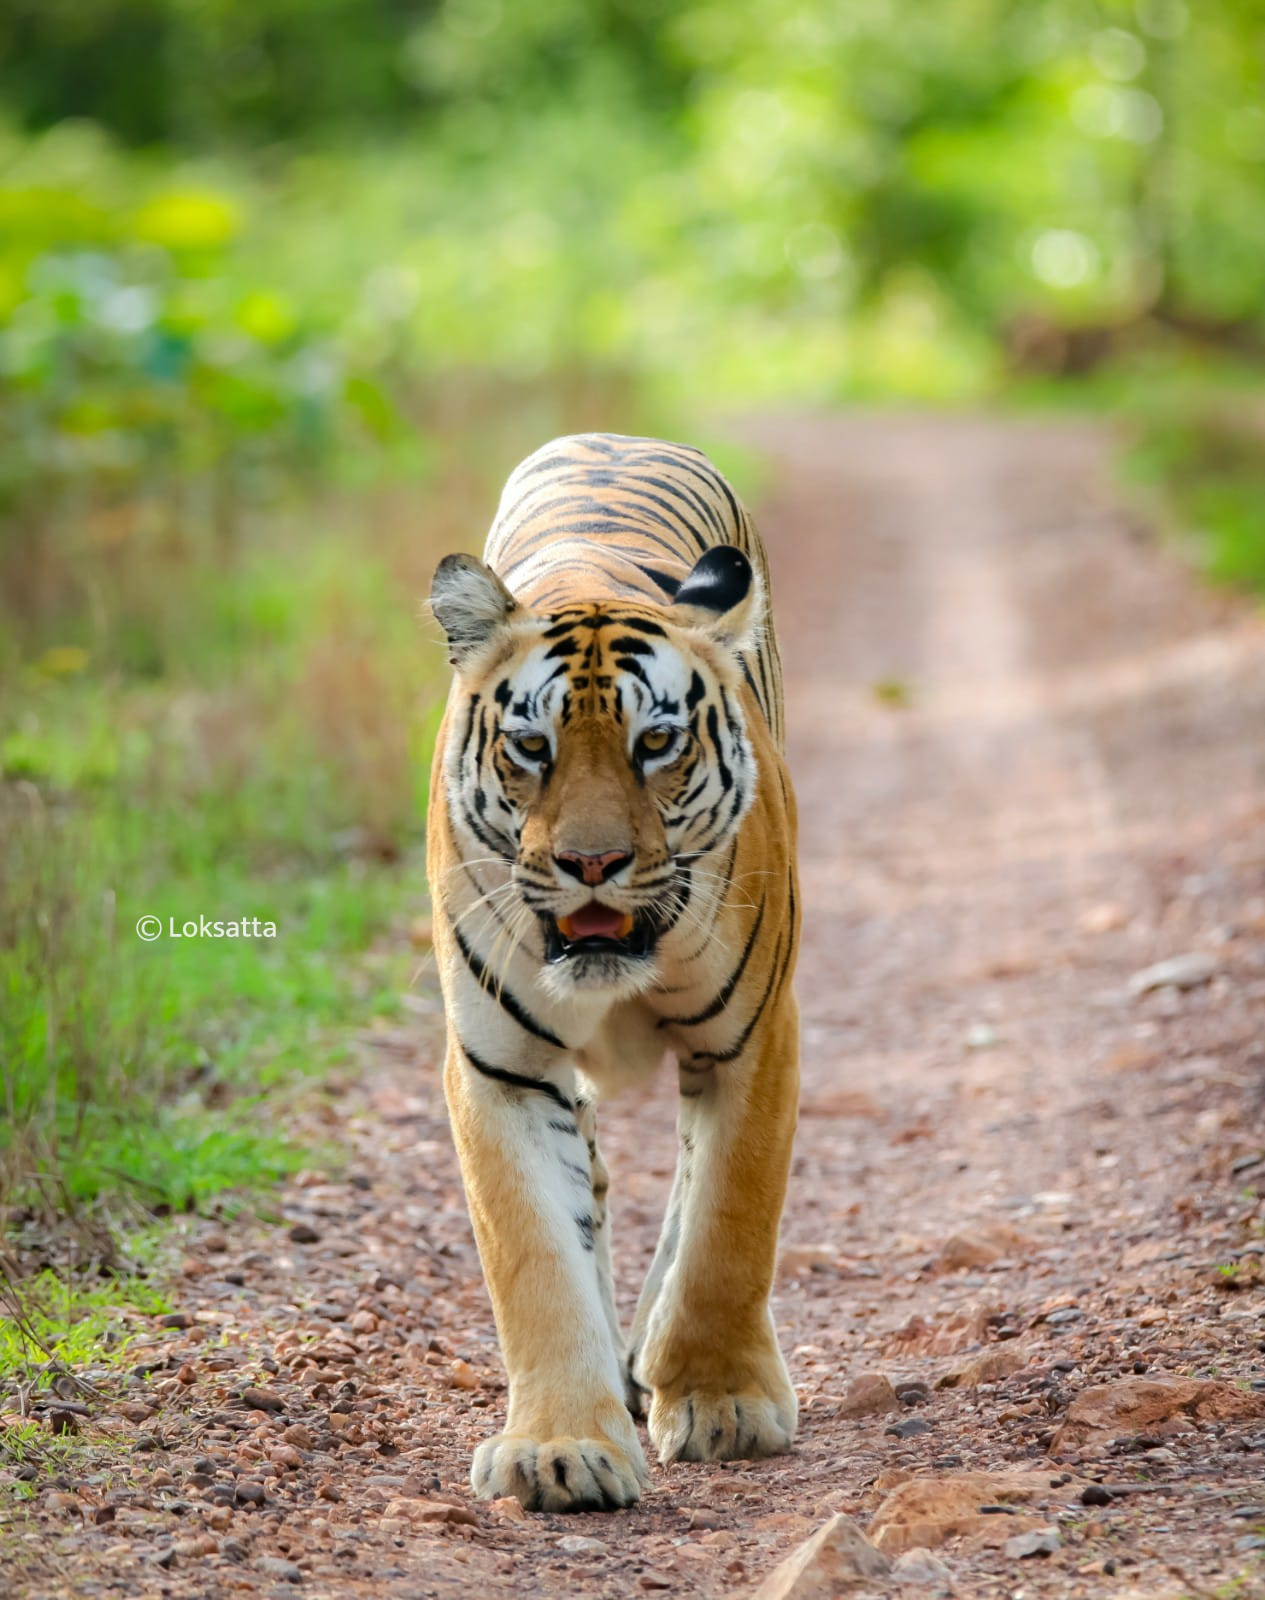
[554,849,633,886]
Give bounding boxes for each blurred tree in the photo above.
[0,0,1262,390]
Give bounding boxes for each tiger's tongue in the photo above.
[560,904,633,941]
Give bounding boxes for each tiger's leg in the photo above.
[634,994,800,1462]
[574,1096,625,1390]
[446,1044,647,1510]
[625,1164,683,1417]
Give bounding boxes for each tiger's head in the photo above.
[431,547,762,995]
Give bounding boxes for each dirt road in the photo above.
[9,415,1265,1598]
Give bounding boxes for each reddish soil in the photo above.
[5,414,1265,1598]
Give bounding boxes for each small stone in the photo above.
[639,1574,673,1591]
[1235,1535,1265,1553]
[687,1509,722,1531]
[47,1409,79,1435]
[387,1498,478,1526]
[271,1444,303,1470]
[1080,902,1125,934]
[778,1244,838,1281]
[489,1496,527,1522]
[886,1416,933,1440]
[117,1402,154,1424]
[350,1310,378,1335]
[202,1230,229,1253]
[282,1424,315,1450]
[235,1481,266,1506]
[894,1381,931,1407]
[751,1514,891,1598]
[448,1359,480,1390]
[558,1535,605,1553]
[1080,1484,1113,1506]
[315,1479,342,1502]
[259,1556,303,1582]
[159,1312,194,1329]
[173,1535,219,1558]
[177,1364,198,1385]
[1004,1528,1059,1560]
[1128,951,1218,996]
[241,1386,284,1412]
[937,1346,1027,1389]
[207,1506,233,1531]
[46,1492,83,1515]
[965,1022,999,1051]
[939,1225,1029,1270]
[893,1547,954,1585]
[838,1374,901,1419]
[148,1546,177,1569]
[288,1222,321,1244]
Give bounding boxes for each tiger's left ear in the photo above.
[671,545,764,652]
[430,554,518,669]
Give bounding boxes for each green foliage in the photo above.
[0,123,419,650]
[0,1268,171,1385]
[1122,362,1265,596]
[5,3,1265,415]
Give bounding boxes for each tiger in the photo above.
[426,432,800,1513]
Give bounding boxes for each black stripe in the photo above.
[460,798,515,857]
[660,897,766,1028]
[461,1038,574,1113]
[688,929,786,1068]
[628,472,728,540]
[452,923,567,1049]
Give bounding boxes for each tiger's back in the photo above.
[483,433,785,749]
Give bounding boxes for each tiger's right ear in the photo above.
[429,554,518,668]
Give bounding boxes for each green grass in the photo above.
[0,507,432,1217]
[0,472,447,1230]
[0,1267,171,1383]
[0,1419,85,1500]
[1123,395,1265,598]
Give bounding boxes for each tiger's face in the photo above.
[432,546,762,994]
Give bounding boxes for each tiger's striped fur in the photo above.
[427,433,800,1512]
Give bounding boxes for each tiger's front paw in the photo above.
[648,1384,797,1464]
[471,1431,646,1512]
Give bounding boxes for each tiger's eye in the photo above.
[513,733,548,758]
[638,727,675,757]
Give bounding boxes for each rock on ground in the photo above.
[1051,1376,1265,1451]
[751,1514,892,1598]
[837,1374,901,1418]
[869,1470,1069,1555]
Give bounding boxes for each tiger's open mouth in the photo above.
[545,903,655,963]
